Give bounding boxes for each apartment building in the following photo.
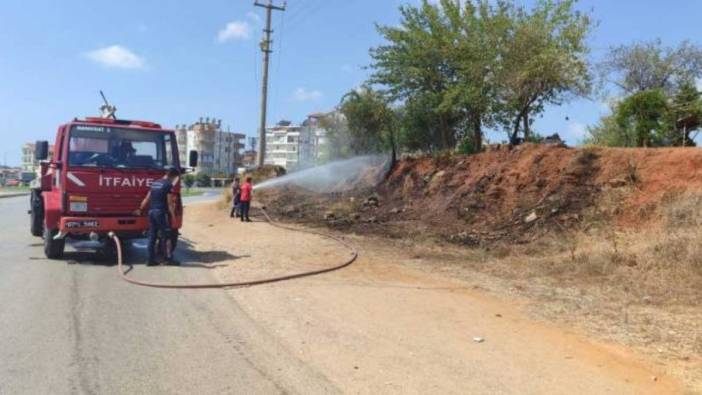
[241,150,257,168]
[264,120,316,170]
[21,143,54,174]
[174,118,245,177]
[262,112,346,171]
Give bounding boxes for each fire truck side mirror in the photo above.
[35,141,49,161]
[188,150,198,168]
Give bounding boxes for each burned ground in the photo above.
[261,145,636,243]
[260,144,702,244]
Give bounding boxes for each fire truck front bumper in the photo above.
[59,216,149,235]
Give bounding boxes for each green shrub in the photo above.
[183,174,195,189]
[195,173,211,187]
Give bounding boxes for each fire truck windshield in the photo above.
[68,125,177,170]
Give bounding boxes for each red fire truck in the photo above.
[29,117,197,259]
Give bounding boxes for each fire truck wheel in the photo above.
[43,228,65,259]
[30,191,44,237]
[99,240,116,260]
[99,239,126,262]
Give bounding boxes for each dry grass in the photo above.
[388,191,702,388]
[216,188,232,210]
[482,191,702,305]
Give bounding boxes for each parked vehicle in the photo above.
[30,116,198,259]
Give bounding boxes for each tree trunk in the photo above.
[510,104,532,145]
[382,123,398,180]
[510,114,522,145]
[523,115,530,142]
[439,116,450,150]
[472,116,483,151]
[389,127,397,171]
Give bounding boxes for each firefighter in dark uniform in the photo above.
[134,168,180,266]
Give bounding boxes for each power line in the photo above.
[283,0,317,25]
[284,0,327,28]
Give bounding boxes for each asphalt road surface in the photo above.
[0,194,335,394]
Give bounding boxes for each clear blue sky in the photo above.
[1,0,701,166]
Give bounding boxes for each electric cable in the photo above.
[110,207,358,289]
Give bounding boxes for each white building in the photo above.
[22,143,54,174]
[264,120,315,171]
[263,112,341,171]
[175,118,245,177]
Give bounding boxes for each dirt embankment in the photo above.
[258,144,702,389]
[261,144,702,242]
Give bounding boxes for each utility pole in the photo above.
[254,0,286,167]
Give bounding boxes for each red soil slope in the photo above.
[263,144,702,244]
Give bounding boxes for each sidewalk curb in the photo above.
[0,193,29,199]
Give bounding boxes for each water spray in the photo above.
[253,155,390,193]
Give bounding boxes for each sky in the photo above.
[1,0,702,166]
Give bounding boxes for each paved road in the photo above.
[182,188,222,204]
[0,194,335,394]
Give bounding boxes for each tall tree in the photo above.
[370,0,495,151]
[599,40,702,95]
[370,0,592,149]
[495,0,592,144]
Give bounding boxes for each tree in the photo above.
[495,0,592,144]
[668,82,702,146]
[586,88,698,148]
[614,90,669,147]
[370,0,593,149]
[339,87,398,167]
[587,90,668,148]
[397,95,443,152]
[588,45,702,148]
[585,114,635,147]
[599,40,702,95]
[370,0,491,151]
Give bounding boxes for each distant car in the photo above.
[6,179,20,187]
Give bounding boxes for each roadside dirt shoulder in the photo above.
[182,203,684,394]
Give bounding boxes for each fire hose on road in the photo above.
[110,208,358,289]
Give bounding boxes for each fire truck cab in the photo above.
[30,117,198,259]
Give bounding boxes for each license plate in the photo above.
[70,202,88,212]
[65,220,100,229]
